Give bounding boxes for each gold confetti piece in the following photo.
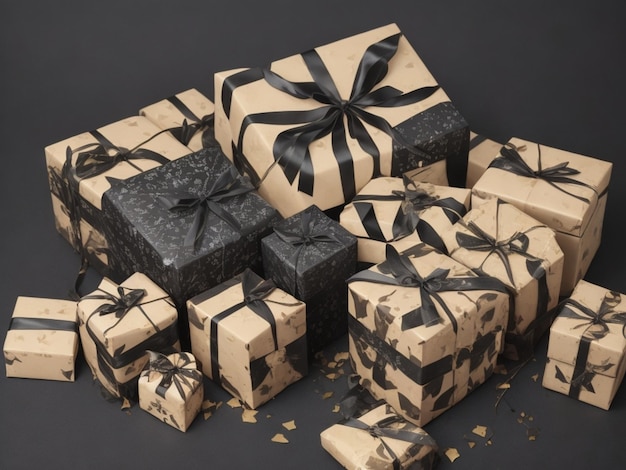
[332,404,340,413]
[322,391,334,400]
[227,397,242,408]
[444,448,460,462]
[326,373,340,380]
[517,418,523,424]
[266,414,272,419]
[121,398,131,410]
[467,441,476,449]
[472,425,488,438]
[531,373,539,382]
[520,411,526,418]
[242,409,258,423]
[271,433,289,444]
[335,352,349,362]
[527,428,539,441]
[528,416,534,421]
[282,420,296,431]
[497,383,511,390]
[486,439,493,446]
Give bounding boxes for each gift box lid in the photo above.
[472,137,612,237]
[140,351,203,401]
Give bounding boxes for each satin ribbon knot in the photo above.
[92,287,147,318]
[147,351,202,399]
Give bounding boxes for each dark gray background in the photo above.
[1,1,625,468]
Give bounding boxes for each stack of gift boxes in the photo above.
[3,22,624,467]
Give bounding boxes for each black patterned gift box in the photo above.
[214,23,469,218]
[347,244,510,426]
[102,147,282,345]
[261,205,357,356]
[187,269,308,409]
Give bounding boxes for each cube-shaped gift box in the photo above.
[139,351,204,432]
[140,88,218,152]
[339,175,470,263]
[261,205,357,356]
[443,198,564,361]
[465,131,507,188]
[102,147,281,346]
[77,272,180,400]
[4,297,79,381]
[347,244,510,426]
[472,137,612,296]
[44,116,191,276]
[320,403,439,470]
[543,280,626,410]
[187,269,308,409]
[214,23,469,218]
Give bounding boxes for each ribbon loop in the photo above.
[147,351,202,399]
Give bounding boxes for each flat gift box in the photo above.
[261,205,357,355]
[44,115,191,275]
[471,137,612,296]
[465,131,507,188]
[340,176,470,263]
[347,244,510,426]
[443,198,564,360]
[138,351,204,432]
[77,272,180,400]
[214,23,469,218]
[139,88,218,152]
[4,297,79,381]
[187,269,308,409]
[543,280,626,410]
[320,403,439,470]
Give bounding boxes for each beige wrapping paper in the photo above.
[465,131,506,188]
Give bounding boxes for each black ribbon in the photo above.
[227,33,440,203]
[166,94,216,148]
[157,166,254,250]
[146,351,203,399]
[9,317,77,333]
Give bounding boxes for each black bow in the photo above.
[146,351,203,399]
[166,94,216,148]
[559,292,626,341]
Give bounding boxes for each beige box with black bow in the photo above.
[213,23,469,218]
[77,272,180,400]
[140,88,218,152]
[44,116,191,276]
[443,198,564,360]
[471,137,612,295]
[543,280,626,410]
[187,269,308,409]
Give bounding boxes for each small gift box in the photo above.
[214,23,469,218]
[339,175,470,263]
[472,138,612,295]
[465,131,507,188]
[320,403,439,470]
[77,272,180,400]
[261,205,357,355]
[44,115,191,276]
[443,198,564,360]
[4,297,79,381]
[140,88,218,152]
[138,351,204,432]
[187,269,308,409]
[102,148,281,345]
[543,280,626,410]
[347,244,510,426]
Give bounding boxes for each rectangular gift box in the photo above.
[139,351,204,432]
[465,131,507,188]
[339,176,470,263]
[214,23,469,218]
[543,280,626,410]
[261,205,357,356]
[347,243,510,426]
[4,297,79,381]
[139,88,218,152]
[44,115,191,275]
[77,272,180,400]
[471,137,612,296]
[187,269,308,409]
[443,198,564,360]
[102,147,281,345]
[320,403,439,470]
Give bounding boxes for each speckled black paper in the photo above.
[392,101,469,187]
[102,148,281,311]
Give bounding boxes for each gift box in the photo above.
[443,197,564,360]
[261,205,357,355]
[471,138,612,295]
[4,297,79,381]
[138,351,203,432]
[102,147,281,345]
[543,280,626,410]
[465,131,507,188]
[139,88,218,152]
[347,244,510,426]
[320,403,439,470]
[187,269,307,409]
[44,116,191,276]
[340,175,470,263]
[77,272,180,400]
[214,23,469,218]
